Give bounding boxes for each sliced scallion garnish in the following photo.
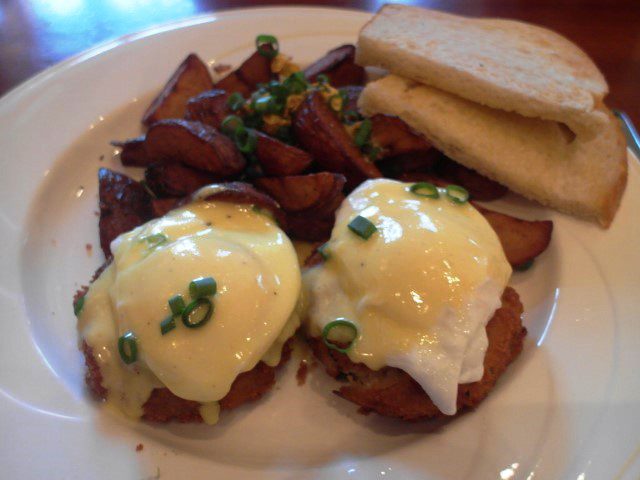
[322,319,358,354]
[226,92,245,112]
[348,215,377,240]
[221,115,244,135]
[73,296,85,317]
[181,298,214,329]
[234,126,258,154]
[445,184,470,204]
[410,182,440,199]
[283,71,308,94]
[316,74,329,84]
[189,276,217,299]
[140,233,168,248]
[168,294,186,316]
[354,119,372,148]
[255,34,279,59]
[118,331,138,364]
[160,315,176,335]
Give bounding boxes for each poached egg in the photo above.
[303,179,511,415]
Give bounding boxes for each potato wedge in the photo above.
[304,45,365,87]
[255,132,313,176]
[214,48,274,95]
[436,157,508,201]
[185,90,231,129]
[370,115,431,158]
[293,91,381,189]
[145,162,217,197]
[98,168,152,258]
[151,198,182,218]
[144,119,245,177]
[475,205,553,267]
[142,54,213,126]
[286,213,335,242]
[255,172,346,217]
[111,136,150,167]
[191,181,286,228]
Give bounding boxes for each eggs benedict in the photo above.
[304,178,526,419]
[77,189,302,424]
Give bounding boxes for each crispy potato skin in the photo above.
[293,91,381,190]
[370,114,431,158]
[185,90,230,130]
[81,339,293,423]
[304,45,365,87]
[98,168,152,258]
[214,49,274,96]
[255,132,313,176]
[309,287,526,420]
[142,54,213,126]
[111,136,151,167]
[474,205,553,267]
[144,162,217,197]
[144,119,245,177]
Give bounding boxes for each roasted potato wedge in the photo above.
[151,198,182,218]
[145,162,217,197]
[436,158,508,201]
[370,115,431,158]
[184,90,230,129]
[192,181,286,228]
[475,205,553,267]
[144,119,245,177]
[293,91,381,189]
[255,131,313,176]
[304,45,365,87]
[111,135,150,167]
[286,213,335,242]
[142,54,213,126]
[98,168,152,258]
[214,48,275,95]
[255,172,346,217]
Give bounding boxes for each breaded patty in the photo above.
[81,339,292,423]
[308,287,526,420]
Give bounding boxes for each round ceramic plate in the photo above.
[0,7,638,479]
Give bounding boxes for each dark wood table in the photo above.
[1,0,638,125]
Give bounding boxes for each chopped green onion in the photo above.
[181,298,214,329]
[410,182,440,199]
[318,242,330,261]
[268,82,289,102]
[283,71,308,94]
[160,315,176,335]
[140,233,168,248]
[168,294,186,315]
[118,331,138,364]
[253,95,272,113]
[221,115,244,135]
[445,184,470,204]
[342,110,361,124]
[234,126,258,154]
[348,215,377,240]
[255,34,279,59]
[316,74,329,84]
[354,119,372,148]
[226,92,245,111]
[189,276,217,299]
[514,259,535,271]
[322,319,358,354]
[73,296,85,317]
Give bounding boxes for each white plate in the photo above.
[0,7,639,479]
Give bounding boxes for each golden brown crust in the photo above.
[81,338,293,423]
[309,287,526,420]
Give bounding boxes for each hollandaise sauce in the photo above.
[304,179,511,415]
[78,200,301,421]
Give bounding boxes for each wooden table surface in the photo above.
[1,0,639,125]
